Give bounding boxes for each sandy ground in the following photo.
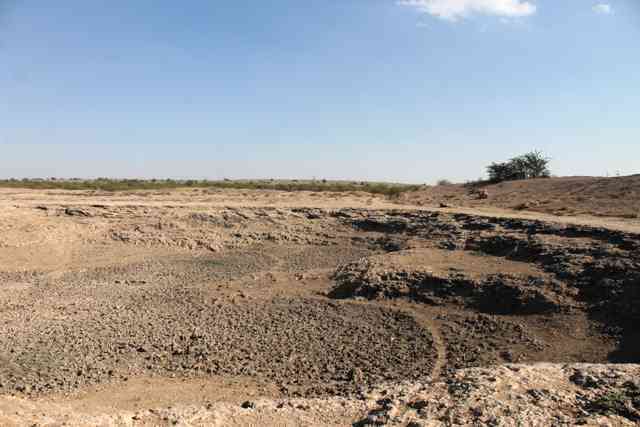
[0,187,639,425]
[399,174,640,223]
[3,186,640,232]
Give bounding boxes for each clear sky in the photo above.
[1,0,638,183]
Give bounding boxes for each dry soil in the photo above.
[0,187,638,426]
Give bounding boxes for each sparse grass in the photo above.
[0,179,422,198]
[585,387,640,421]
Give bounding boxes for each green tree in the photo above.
[487,151,551,183]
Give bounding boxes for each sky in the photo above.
[0,0,639,183]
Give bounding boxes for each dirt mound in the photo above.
[399,175,640,219]
[329,251,572,315]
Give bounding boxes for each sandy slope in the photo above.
[400,174,640,221]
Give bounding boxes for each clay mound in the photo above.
[329,250,574,315]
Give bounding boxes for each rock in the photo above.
[500,350,515,362]
[64,207,91,217]
[477,189,489,200]
[240,401,255,409]
[409,400,429,410]
[365,409,390,425]
[376,397,393,409]
[571,370,602,389]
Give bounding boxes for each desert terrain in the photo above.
[0,182,639,426]
[401,175,640,220]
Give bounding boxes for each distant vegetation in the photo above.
[0,178,422,197]
[487,151,551,183]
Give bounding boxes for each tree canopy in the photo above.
[487,151,551,183]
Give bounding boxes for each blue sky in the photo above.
[1,0,638,182]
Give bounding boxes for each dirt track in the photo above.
[1,188,639,425]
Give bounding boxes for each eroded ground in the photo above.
[0,189,639,425]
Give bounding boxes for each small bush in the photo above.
[437,179,453,186]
